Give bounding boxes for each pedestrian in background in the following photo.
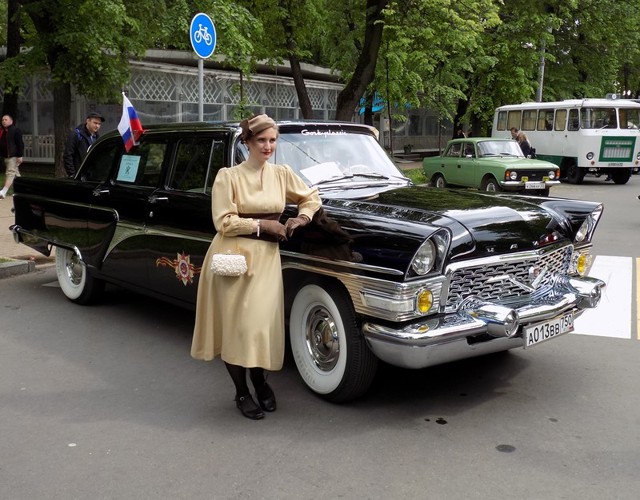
[0,114,24,199]
[517,131,533,157]
[191,114,321,420]
[510,127,519,140]
[63,111,105,177]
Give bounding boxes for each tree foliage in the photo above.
[2,0,640,168]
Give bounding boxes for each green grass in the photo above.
[402,168,428,185]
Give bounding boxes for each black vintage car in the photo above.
[11,121,605,402]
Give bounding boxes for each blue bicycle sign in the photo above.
[190,13,216,59]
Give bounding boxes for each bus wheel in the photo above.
[566,162,585,184]
[432,174,447,188]
[611,169,631,185]
[481,177,502,192]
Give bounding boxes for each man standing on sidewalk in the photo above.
[0,114,24,199]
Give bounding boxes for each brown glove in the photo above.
[285,215,310,238]
[260,219,288,241]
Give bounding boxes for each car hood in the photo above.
[323,186,571,260]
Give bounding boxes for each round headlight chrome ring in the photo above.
[586,152,595,161]
[509,171,518,180]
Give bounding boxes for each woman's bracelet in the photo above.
[256,219,260,237]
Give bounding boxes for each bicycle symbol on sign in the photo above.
[193,24,213,46]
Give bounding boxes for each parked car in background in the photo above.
[11,122,604,402]
[423,138,561,196]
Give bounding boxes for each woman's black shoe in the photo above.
[235,394,265,420]
[256,383,277,412]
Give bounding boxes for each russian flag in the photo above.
[118,93,143,152]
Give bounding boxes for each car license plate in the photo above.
[524,312,574,348]
[525,181,545,189]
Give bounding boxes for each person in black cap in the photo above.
[63,111,105,177]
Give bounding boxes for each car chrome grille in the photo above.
[445,245,572,310]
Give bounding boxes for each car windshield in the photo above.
[476,140,524,157]
[271,130,408,187]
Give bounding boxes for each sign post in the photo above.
[189,13,217,121]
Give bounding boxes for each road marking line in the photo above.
[573,255,632,339]
[637,258,640,341]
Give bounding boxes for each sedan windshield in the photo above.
[270,131,408,187]
[476,140,524,157]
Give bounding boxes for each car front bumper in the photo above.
[362,275,605,369]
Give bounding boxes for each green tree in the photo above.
[1,0,258,177]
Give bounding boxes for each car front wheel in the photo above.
[481,177,502,192]
[55,247,104,305]
[289,281,378,403]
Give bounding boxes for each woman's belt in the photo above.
[237,212,282,242]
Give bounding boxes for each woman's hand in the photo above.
[284,215,310,237]
[260,219,288,241]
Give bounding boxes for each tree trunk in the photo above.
[53,83,71,178]
[2,0,21,118]
[289,54,313,119]
[280,0,313,119]
[453,97,468,139]
[334,0,388,122]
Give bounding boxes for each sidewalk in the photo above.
[0,196,54,278]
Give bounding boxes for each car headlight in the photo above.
[575,217,592,243]
[509,171,518,180]
[636,152,640,161]
[548,170,556,180]
[586,152,594,160]
[411,240,436,275]
[575,205,603,244]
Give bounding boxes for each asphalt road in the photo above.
[1,176,639,499]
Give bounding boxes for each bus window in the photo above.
[522,110,536,130]
[496,111,508,131]
[619,107,640,129]
[568,109,579,130]
[507,110,521,131]
[538,110,554,130]
[582,107,616,129]
[554,109,567,131]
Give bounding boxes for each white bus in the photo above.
[492,97,640,184]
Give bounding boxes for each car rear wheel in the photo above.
[289,281,378,403]
[55,247,104,305]
[481,177,502,192]
[432,174,447,188]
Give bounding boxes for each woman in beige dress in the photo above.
[192,114,321,420]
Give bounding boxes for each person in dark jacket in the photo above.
[0,114,24,199]
[63,111,105,177]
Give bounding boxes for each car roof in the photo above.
[100,120,377,139]
[448,137,516,144]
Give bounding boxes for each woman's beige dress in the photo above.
[191,162,321,370]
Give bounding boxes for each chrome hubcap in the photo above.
[65,254,84,286]
[305,306,340,371]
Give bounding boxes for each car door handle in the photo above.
[148,195,169,204]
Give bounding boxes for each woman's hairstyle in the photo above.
[239,114,278,142]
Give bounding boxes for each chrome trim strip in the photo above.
[280,250,404,276]
[281,259,445,321]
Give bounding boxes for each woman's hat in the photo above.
[240,114,276,139]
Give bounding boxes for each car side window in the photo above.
[463,143,475,158]
[79,138,123,182]
[446,143,461,157]
[115,139,169,187]
[169,138,225,193]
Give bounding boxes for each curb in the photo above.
[0,259,37,279]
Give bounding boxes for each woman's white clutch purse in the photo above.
[210,252,248,276]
